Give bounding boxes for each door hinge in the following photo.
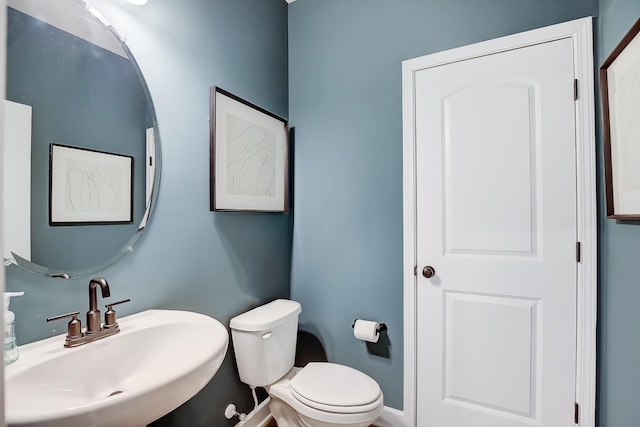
[574,402,579,424]
[576,242,581,263]
[414,266,417,276]
[574,79,579,101]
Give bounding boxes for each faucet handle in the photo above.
[46,311,82,340]
[104,299,131,329]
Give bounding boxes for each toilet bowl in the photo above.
[229,300,384,427]
[268,363,383,427]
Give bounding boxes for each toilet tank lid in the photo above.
[230,299,302,332]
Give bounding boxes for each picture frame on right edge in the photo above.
[600,17,640,219]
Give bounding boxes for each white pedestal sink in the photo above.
[5,309,229,427]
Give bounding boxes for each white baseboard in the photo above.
[375,406,404,427]
[234,398,272,427]
[235,399,404,427]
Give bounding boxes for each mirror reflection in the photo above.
[3,0,160,277]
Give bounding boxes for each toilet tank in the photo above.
[229,299,302,387]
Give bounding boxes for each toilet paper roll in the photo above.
[353,319,380,343]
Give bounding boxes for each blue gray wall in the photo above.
[288,0,598,411]
[597,1,640,426]
[4,0,290,425]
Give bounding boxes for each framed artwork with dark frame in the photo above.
[209,87,288,212]
[600,18,640,219]
[49,143,134,225]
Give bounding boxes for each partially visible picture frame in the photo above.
[601,18,640,219]
[49,143,134,225]
[210,87,288,212]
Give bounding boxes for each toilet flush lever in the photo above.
[262,332,272,340]
[422,266,436,279]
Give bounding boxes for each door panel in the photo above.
[415,38,577,427]
[444,292,538,415]
[444,83,536,255]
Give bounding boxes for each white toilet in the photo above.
[229,299,384,427]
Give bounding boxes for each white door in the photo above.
[415,38,578,426]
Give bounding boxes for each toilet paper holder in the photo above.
[352,319,387,334]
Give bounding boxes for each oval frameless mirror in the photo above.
[3,0,161,278]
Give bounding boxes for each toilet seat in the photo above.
[289,363,382,413]
[268,363,384,425]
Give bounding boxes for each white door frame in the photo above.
[401,17,597,427]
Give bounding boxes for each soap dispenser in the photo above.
[4,291,24,365]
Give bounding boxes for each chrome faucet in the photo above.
[46,277,130,348]
[87,277,111,334]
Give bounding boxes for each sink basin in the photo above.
[5,309,228,427]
